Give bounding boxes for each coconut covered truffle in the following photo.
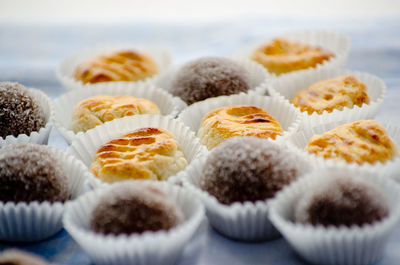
[0,249,49,265]
[200,137,303,205]
[0,82,46,138]
[170,57,251,105]
[0,143,69,203]
[295,176,389,227]
[90,181,184,236]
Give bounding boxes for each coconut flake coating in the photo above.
[0,143,69,203]
[0,82,46,138]
[200,137,301,205]
[170,57,251,105]
[90,181,184,236]
[295,176,389,227]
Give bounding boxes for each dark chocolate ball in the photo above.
[295,176,389,227]
[90,182,184,236]
[170,57,250,105]
[0,82,46,138]
[200,137,301,205]
[0,143,69,203]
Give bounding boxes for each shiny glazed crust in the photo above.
[251,38,335,75]
[74,50,158,84]
[69,95,160,133]
[197,105,283,149]
[307,120,397,164]
[91,127,188,183]
[291,76,370,115]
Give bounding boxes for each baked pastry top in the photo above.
[69,95,160,133]
[91,127,187,183]
[74,50,158,84]
[251,38,335,75]
[197,105,283,149]
[291,76,370,115]
[307,120,397,165]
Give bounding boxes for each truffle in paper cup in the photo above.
[179,137,311,241]
[268,68,386,129]
[66,114,207,188]
[0,86,54,148]
[0,146,88,242]
[53,83,186,144]
[57,44,171,90]
[235,30,350,77]
[269,168,400,265]
[63,181,204,265]
[155,57,271,99]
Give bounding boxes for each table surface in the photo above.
[0,17,399,265]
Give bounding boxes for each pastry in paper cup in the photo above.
[53,82,186,144]
[63,180,204,265]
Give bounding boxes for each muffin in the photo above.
[69,95,160,133]
[170,57,251,105]
[197,105,283,149]
[0,82,46,138]
[251,38,335,75]
[90,181,184,236]
[200,137,301,204]
[90,127,188,183]
[291,76,370,115]
[0,142,69,203]
[307,120,397,165]
[0,249,49,265]
[74,50,158,84]
[295,176,389,227]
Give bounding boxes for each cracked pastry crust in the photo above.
[197,105,283,149]
[251,38,335,75]
[74,50,158,84]
[307,120,397,165]
[69,95,160,133]
[291,76,370,115]
[91,127,188,183]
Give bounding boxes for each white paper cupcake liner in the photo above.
[177,93,301,147]
[0,87,54,148]
[234,30,350,78]
[0,147,89,242]
[269,167,400,265]
[66,114,208,188]
[154,57,271,97]
[268,68,386,130]
[177,139,311,241]
[63,181,204,265]
[53,82,186,144]
[56,43,171,91]
[289,120,400,180]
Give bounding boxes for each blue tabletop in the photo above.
[0,16,399,265]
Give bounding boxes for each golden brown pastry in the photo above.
[91,127,187,183]
[69,95,160,133]
[291,76,370,115]
[74,50,158,84]
[251,38,335,75]
[307,120,397,165]
[197,105,283,149]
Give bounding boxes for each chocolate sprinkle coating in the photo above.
[170,57,251,105]
[295,176,389,227]
[90,182,184,236]
[200,137,300,205]
[0,82,46,138]
[0,143,69,203]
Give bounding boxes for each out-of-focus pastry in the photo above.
[251,38,335,75]
[197,105,283,149]
[0,249,49,265]
[307,120,397,164]
[69,95,160,133]
[74,50,158,84]
[91,127,187,183]
[291,76,370,115]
